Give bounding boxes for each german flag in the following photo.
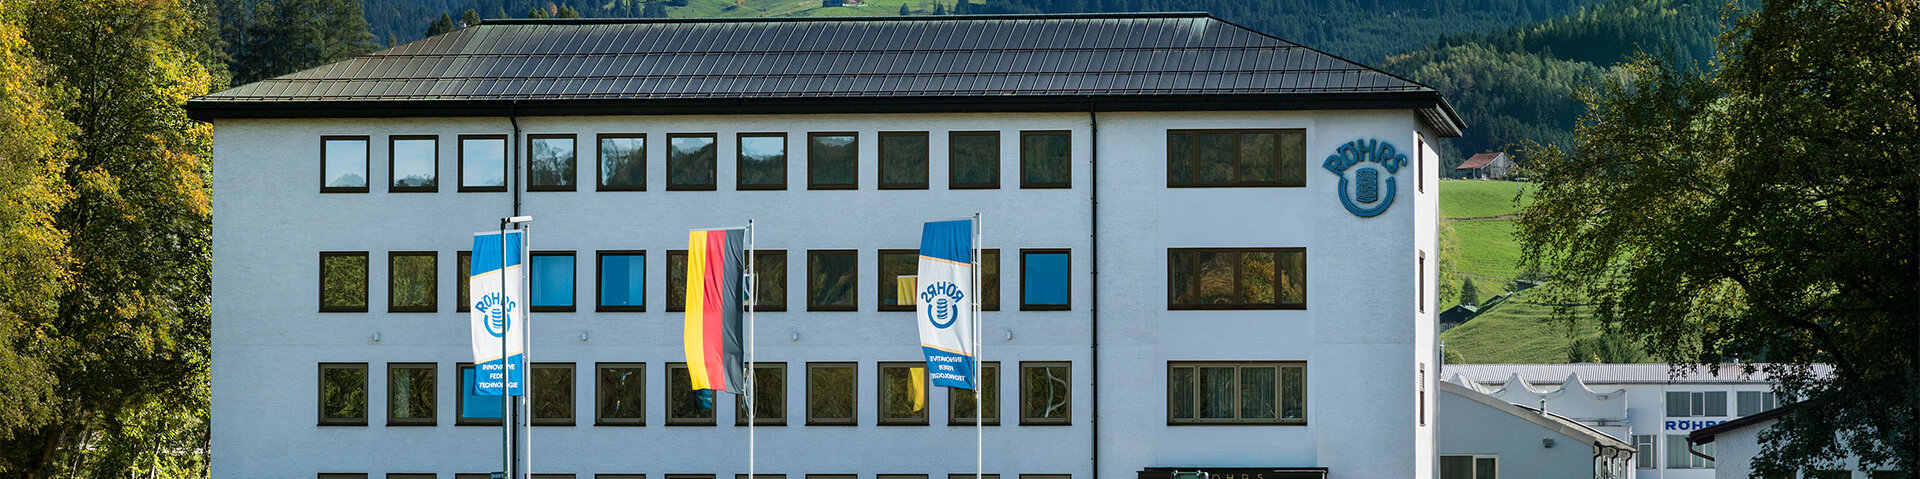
[682,228,746,394]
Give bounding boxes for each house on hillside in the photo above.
[1440,303,1479,331]
[1457,152,1512,179]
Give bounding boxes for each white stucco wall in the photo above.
[1438,386,1611,479]
[212,108,1436,479]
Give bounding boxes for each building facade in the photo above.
[1444,364,1808,479]
[192,14,1459,479]
[1437,381,1635,479]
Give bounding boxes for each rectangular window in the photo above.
[387,475,434,479]
[320,252,368,312]
[949,361,999,426]
[456,251,471,312]
[1168,362,1306,424]
[386,363,436,426]
[388,135,437,192]
[528,134,577,191]
[318,362,368,426]
[532,362,575,426]
[456,363,501,426]
[595,363,644,426]
[878,249,918,312]
[1020,249,1070,311]
[1020,131,1071,188]
[950,475,1000,479]
[1166,129,1306,187]
[596,250,646,312]
[532,475,576,479]
[949,131,1000,189]
[1633,435,1655,469]
[1666,391,1729,417]
[1418,362,1427,426]
[737,133,787,190]
[1417,135,1427,192]
[807,362,857,425]
[667,250,687,312]
[734,363,786,426]
[530,251,576,312]
[808,250,857,311]
[319,475,369,479]
[459,135,508,192]
[808,132,858,190]
[1418,250,1426,313]
[1438,455,1497,479]
[753,250,788,312]
[596,476,646,479]
[878,475,926,479]
[879,131,930,189]
[1020,361,1071,425]
[1737,391,1781,417]
[597,134,646,191]
[1168,248,1306,310]
[668,133,717,191]
[321,136,370,193]
[666,362,714,425]
[981,249,1001,311]
[387,251,437,313]
[1666,434,1713,468]
[878,362,929,425]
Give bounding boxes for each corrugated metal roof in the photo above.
[188,13,1462,135]
[1442,364,1832,385]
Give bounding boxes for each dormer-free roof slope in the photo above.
[188,13,1462,136]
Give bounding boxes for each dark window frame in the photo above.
[666,133,719,191]
[1166,361,1307,425]
[1166,247,1307,310]
[1019,130,1072,189]
[319,251,369,313]
[386,251,438,313]
[1418,250,1426,313]
[878,131,930,190]
[948,131,1001,189]
[949,361,1000,426]
[981,248,1001,312]
[877,249,919,312]
[526,133,579,192]
[595,133,647,192]
[387,135,438,193]
[807,132,860,190]
[752,250,788,312]
[664,362,716,426]
[666,250,687,312]
[531,362,576,427]
[1416,134,1427,193]
[594,362,646,426]
[456,250,471,312]
[320,135,371,193]
[807,249,859,312]
[385,362,437,426]
[457,134,509,193]
[1019,248,1071,311]
[318,362,369,426]
[736,132,789,191]
[806,361,858,426]
[877,361,930,425]
[455,362,502,426]
[1165,128,1306,188]
[595,250,647,313]
[733,362,787,426]
[529,250,577,313]
[1018,361,1072,425]
[319,475,370,479]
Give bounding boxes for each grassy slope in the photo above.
[1440,288,1599,364]
[1438,179,1533,305]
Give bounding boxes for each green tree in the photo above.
[2,0,215,477]
[0,1,71,452]
[462,8,482,28]
[1516,0,1917,473]
[1459,277,1480,307]
[427,12,455,36]
[556,5,582,18]
[223,0,378,85]
[933,1,946,14]
[529,6,551,18]
[901,4,912,14]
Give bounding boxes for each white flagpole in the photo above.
[498,221,510,479]
[522,224,533,479]
[747,219,757,479]
[973,212,983,479]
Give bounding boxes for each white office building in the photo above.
[1444,364,1807,479]
[191,14,1460,479]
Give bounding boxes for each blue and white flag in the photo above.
[470,230,526,396]
[916,220,977,389]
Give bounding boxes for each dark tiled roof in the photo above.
[188,13,1462,135]
[1457,152,1505,170]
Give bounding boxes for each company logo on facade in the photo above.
[921,281,966,329]
[1324,139,1409,217]
[476,292,516,337]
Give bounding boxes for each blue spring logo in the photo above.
[475,292,516,337]
[1324,139,1409,217]
[920,281,966,329]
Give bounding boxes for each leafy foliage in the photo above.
[0,0,72,448]
[221,0,379,85]
[1515,0,1917,471]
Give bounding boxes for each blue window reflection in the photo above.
[1022,250,1069,309]
[531,253,574,309]
[599,253,645,309]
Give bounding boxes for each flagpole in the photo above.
[747,219,757,479]
[498,219,510,479]
[973,212,983,479]
[522,224,533,479]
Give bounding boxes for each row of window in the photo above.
[1664,390,1784,418]
[319,248,1070,313]
[324,474,1070,479]
[319,247,1313,313]
[318,129,1311,193]
[317,361,1307,428]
